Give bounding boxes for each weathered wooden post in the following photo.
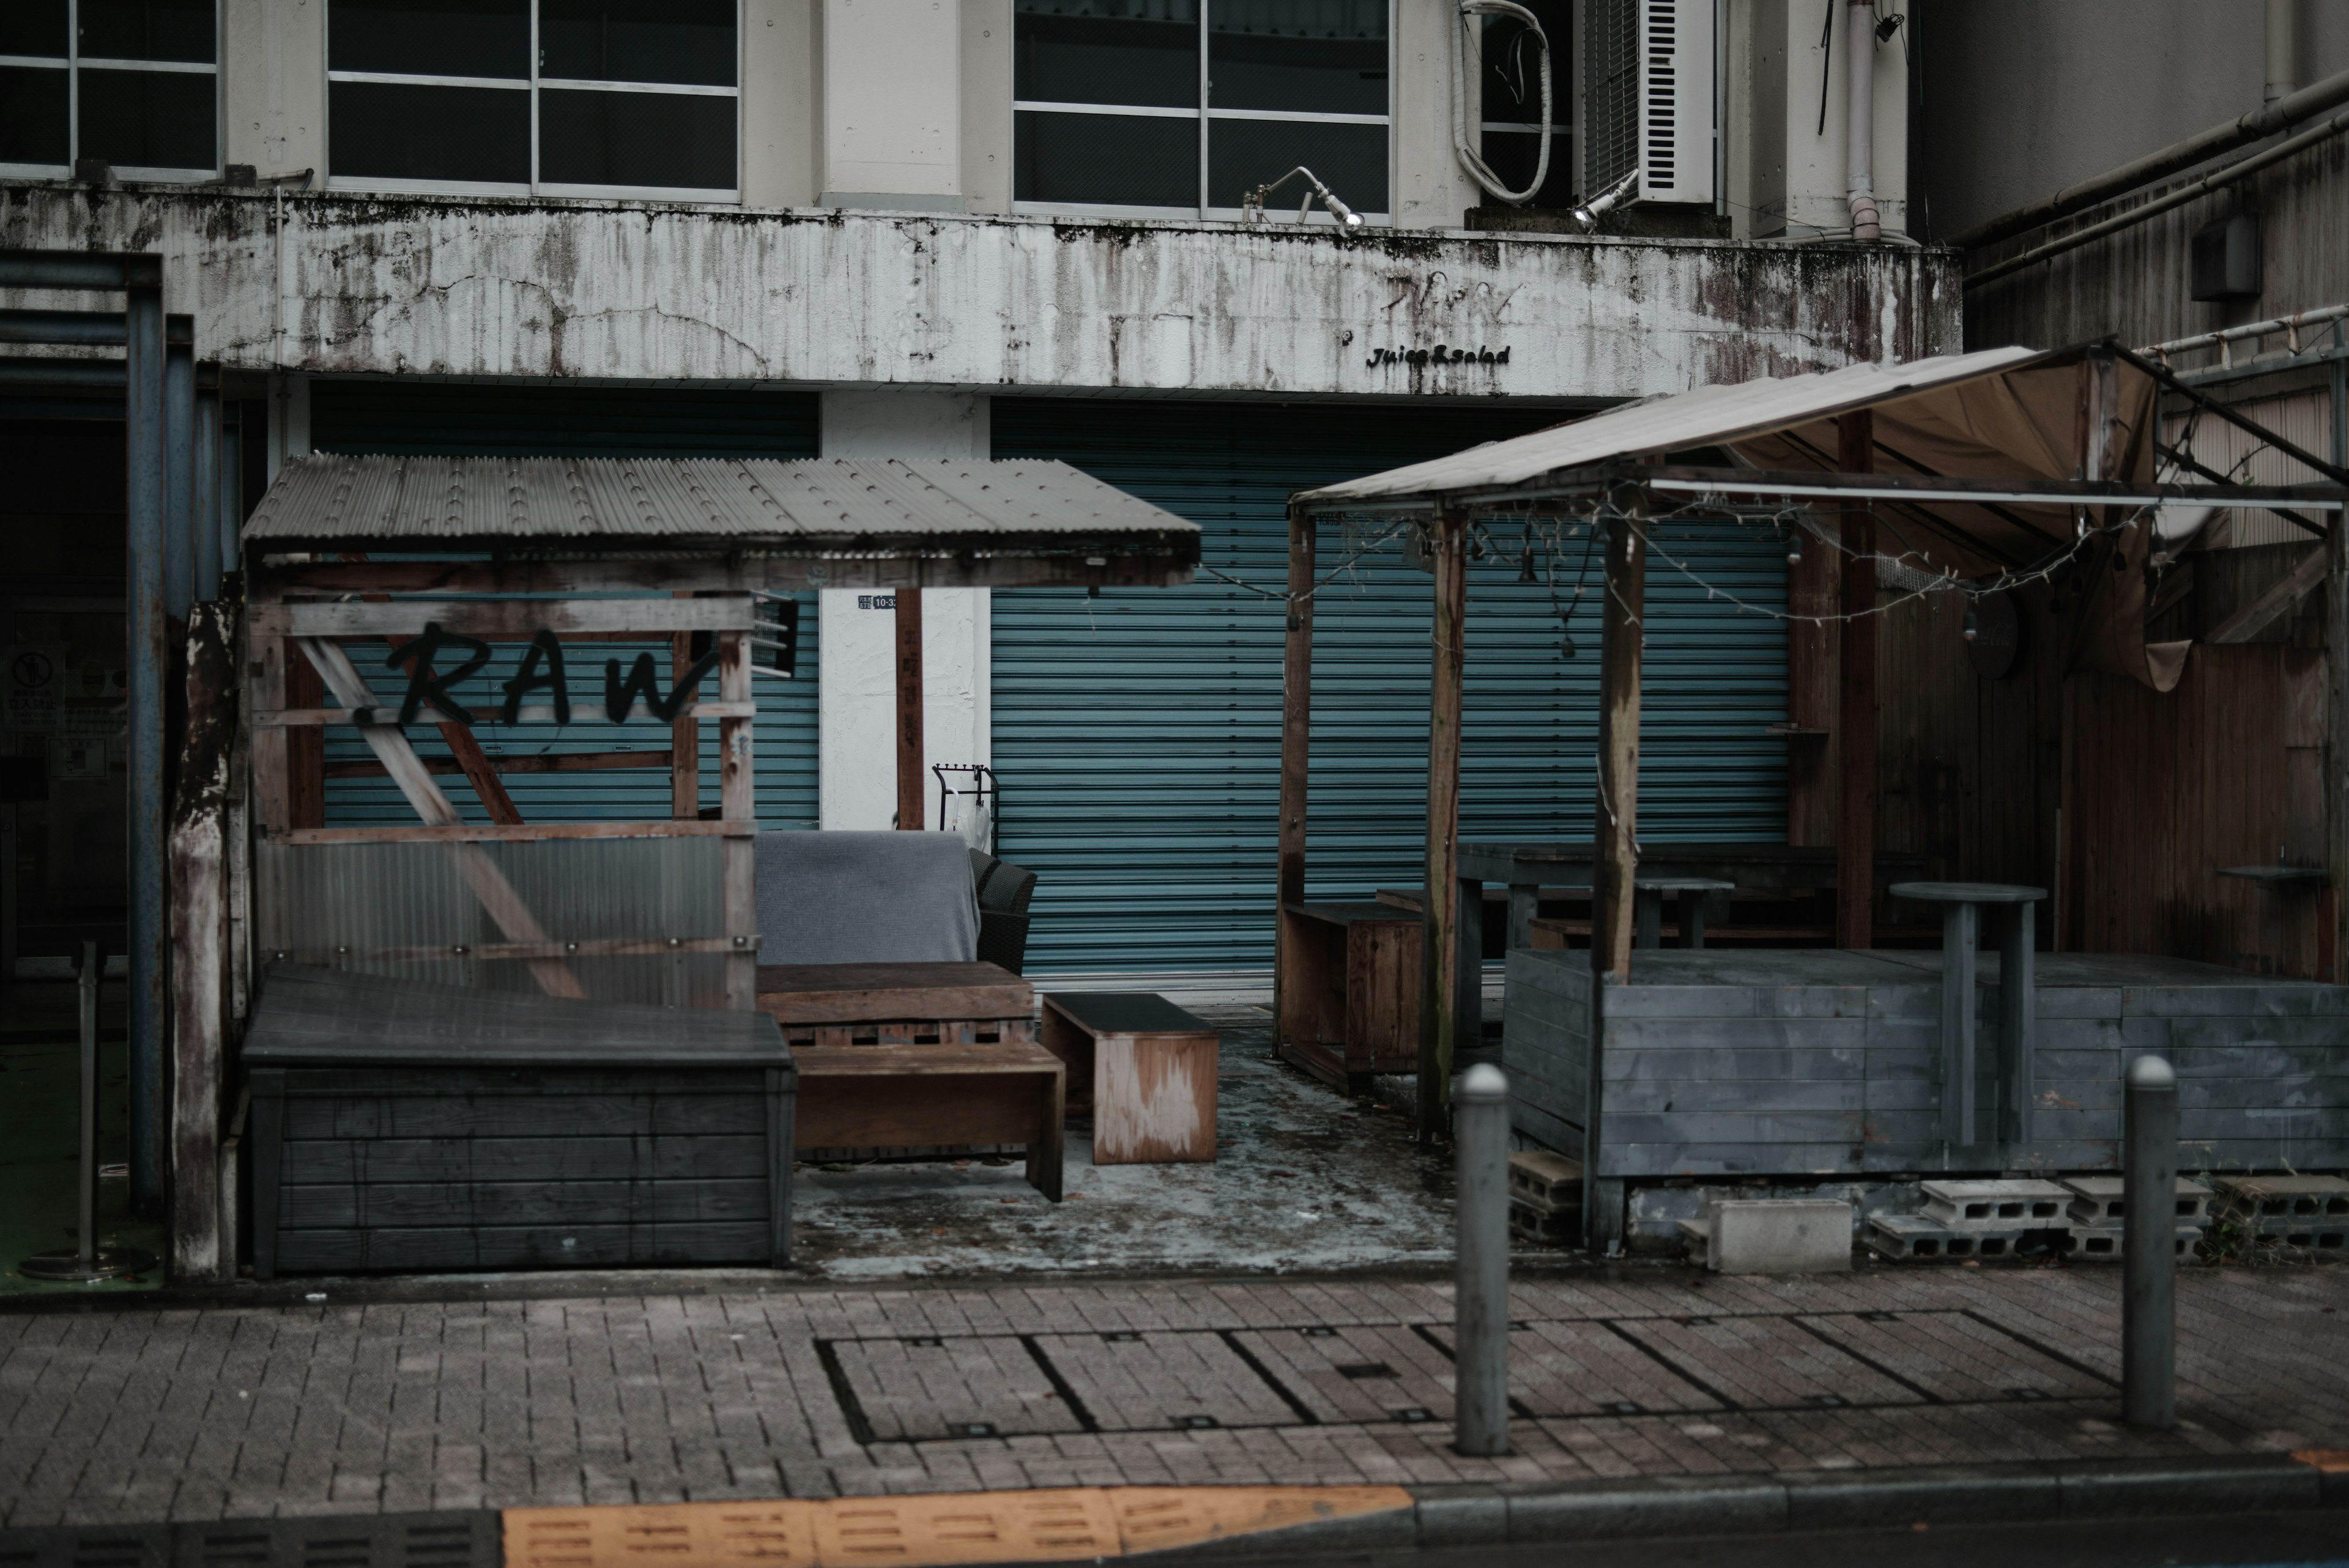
[1419,510,1468,1143]
[896,586,924,830]
[1275,504,1315,1052]
[1453,1061,1510,1456]
[1835,411,1877,948]
[2123,1053,2179,1430]
[1584,489,1646,1251]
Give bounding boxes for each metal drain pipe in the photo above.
[1845,0,1880,242]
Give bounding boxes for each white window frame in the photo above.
[322,1,744,203]
[0,1,224,181]
[1009,0,1393,226]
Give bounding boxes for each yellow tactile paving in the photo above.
[2291,1448,2349,1473]
[503,1486,1414,1568]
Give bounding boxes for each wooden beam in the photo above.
[2331,488,2349,982]
[1418,510,1468,1145]
[269,819,751,845]
[1584,494,1647,1254]
[1786,511,1837,846]
[2205,549,2328,644]
[253,551,1200,599]
[718,628,757,1009]
[283,635,324,830]
[377,605,523,827]
[324,749,677,779]
[1274,503,1315,1057]
[255,595,757,639]
[672,590,700,820]
[1836,411,1878,949]
[255,700,756,726]
[168,601,237,1285]
[896,587,924,830]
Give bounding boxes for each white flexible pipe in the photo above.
[1452,0,1553,206]
[1845,0,1880,241]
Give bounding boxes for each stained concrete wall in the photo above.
[744,0,822,209]
[816,391,992,834]
[0,187,1958,397]
[1746,0,1910,239]
[821,0,962,207]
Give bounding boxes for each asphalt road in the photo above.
[1227,1509,2349,1568]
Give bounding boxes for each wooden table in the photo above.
[1041,992,1219,1164]
[793,1044,1064,1200]
[243,964,795,1277]
[1635,877,1734,949]
[1888,881,2046,1146]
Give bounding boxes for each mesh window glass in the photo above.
[538,88,736,188]
[329,80,530,183]
[0,66,70,165]
[80,67,216,169]
[1207,0,1384,114]
[1014,0,1198,109]
[1015,110,1197,206]
[0,1,69,58]
[328,0,530,78]
[540,0,736,86]
[1209,116,1382,211]
[78,0,215,62]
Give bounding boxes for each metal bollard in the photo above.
[1453,1062,1510,1456]
[2123,1053,2178,1430]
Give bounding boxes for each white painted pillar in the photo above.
[818,390,992,834]
[265,371,309,483]
[820,0,963,210]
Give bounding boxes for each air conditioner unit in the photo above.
[1583,0,1718,206]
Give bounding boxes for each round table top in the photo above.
[1635,877,1737,891]
[1890,881,2047,904]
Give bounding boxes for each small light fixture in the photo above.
[1571,169,1640,231]
[1242,166,1365,229]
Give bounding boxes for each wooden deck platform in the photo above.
[1505,947,2349,1182]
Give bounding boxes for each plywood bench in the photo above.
[793,1044,1064,1200]
[758,960,1043,1161]
[1039,992,1219,1164]
[754,961,1038,1047]
[1277,902,1420,1090]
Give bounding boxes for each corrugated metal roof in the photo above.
[243,454,1203,550]
[1294,346,2058,506]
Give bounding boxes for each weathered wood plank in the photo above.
[272,1220,774,1273]
[281,1093,766,1140]
[755,962,1033,1024]
[278,1178,768,1228]
[278,1134,768,1184]
[256,596,757,639]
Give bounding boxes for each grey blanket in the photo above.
[755,830,979,964]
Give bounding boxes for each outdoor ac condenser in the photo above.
[1583,0,1718,206]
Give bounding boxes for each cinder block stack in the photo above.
[2055,1175,2211,1261]
[1507,1150,1583,1246]
[2212,1174,2349,1252]
[1865,1178,2070,1260]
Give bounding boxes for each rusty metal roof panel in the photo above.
[244,455,1198,548]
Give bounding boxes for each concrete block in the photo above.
[1413,1492,1509,1547]
[1507,1477,1788,1540]
[1866,1213,2025,1260]
[1920,1178,2071,1227]
[2059,1224,2206,1262]
[1703,1197,1852,1274]
[1781,1465,2060,1527]
[2056,1454,2322,1518]
[2213,1173,2349,1222]
[1509,1197,1576,1246]
[1675,1216,1710,1268]
[1508,1149,1583,1211]
[2060,1175,2212,1225]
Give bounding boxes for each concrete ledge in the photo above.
[1143,1503,1420,1559]
[1394,1453,2327,1551]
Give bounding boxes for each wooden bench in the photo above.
[792,1044,1064,1200]
[1039,992,1219,1164]
[1276,902,1421,1090]
[757,960,1045,1163]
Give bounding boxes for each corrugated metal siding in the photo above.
[992,399,1788,972]
[308,379,821,828]
[2166,377,2343,549]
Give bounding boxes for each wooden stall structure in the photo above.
[1285,343,2349,1248]
[168,453,1198,1278]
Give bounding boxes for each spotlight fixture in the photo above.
[1242,166,1365,229]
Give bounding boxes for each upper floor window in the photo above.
[1013,0,1389,221]
[0,0,221,179]
[325,0,737,198]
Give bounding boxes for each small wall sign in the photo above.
[1367,345,1511,368]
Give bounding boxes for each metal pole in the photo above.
[221,400,243,576]
[2123,1053,2179,1430]
[194,376,221,602]
[78,940,98,1265]
[165,317,195,619]
[126,277,168,1218]
[1453,1061,1510,1457]
[18,943,155,1282]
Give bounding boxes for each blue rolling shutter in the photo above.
[991,399,1787,973]
[306,380,822,828]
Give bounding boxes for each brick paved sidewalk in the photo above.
[3,1263,2345,1529]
